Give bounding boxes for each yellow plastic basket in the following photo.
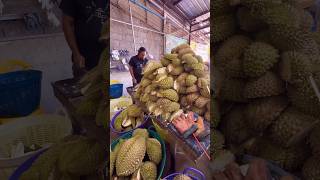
[110,79,120,84]
[0,114,72,179]
[0,60,31,74]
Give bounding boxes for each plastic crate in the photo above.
[110,83,123,99]
[0,70,42,117]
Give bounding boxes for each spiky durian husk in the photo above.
[237,6,266,32]
[146,138,162,165]
[211,98,221,128]
[245,96,288,133]
[213,35,249,78]
[279,51,312,85]
[211,130,225,158]
[269,25,320,66]
[211,0,233,16]
[249,138,309,171]
[244,72,285,98]
[116,136,146,176]
[221,105,253,145]
[157,89,179,102]
[58,138,105,176]
[287,82,320,118]
[302,156,320,180]
[212,14,236,43]
[269,107,318,147]
[309,125,320,158]
[243,42,279,77]
[140,161,157,180]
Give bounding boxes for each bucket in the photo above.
[110,109,149,135]
[162,167,205,180]
[110,84,123,99]
[0,70,42,117]
[111,128,166,180]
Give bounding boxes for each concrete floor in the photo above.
[110,71,133,96]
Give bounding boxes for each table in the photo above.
[52,78,107,145]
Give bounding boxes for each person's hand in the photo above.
[212,171,229,180]
[73,52,85,68]
[172,113,195,134]
[132,78,137,85]
[244,159,270,180]
[224,162,244,180]
[194,117,205,137]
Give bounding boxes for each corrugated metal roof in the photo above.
[174,0,209,20]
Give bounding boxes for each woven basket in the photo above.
[0,114,72,180]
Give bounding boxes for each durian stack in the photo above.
[212,0,320,176]
[134,44,211,125]
[113,104,145,132]
[20,135,106,180]
[110,129,163,180]
[76,21,108,129]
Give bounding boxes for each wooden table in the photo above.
[52,79,107,145]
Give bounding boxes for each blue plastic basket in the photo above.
[110,83,123,99]
[163,167,205,180]
[0,70,42,117]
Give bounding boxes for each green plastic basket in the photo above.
[152,119,169,142]
[111,128,166,180]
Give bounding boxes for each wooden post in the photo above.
[129,0,137,52]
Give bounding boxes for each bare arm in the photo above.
[129,66,135,79]
[62,14,84,67]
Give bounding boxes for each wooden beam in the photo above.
[191,24,209,33]
[191,17,209,26]
[189,10,209,21]
[173,0,183,6]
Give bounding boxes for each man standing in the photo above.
[129,47,149,86]
[60,0,107,78]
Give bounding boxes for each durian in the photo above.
[146,138,162,164]
[243,42,279,77]
[245,96,288,133]
[157,89,179,102]
[269,107,318,147]
[212,14,236,43]
[185,74,197,86]
[116,136,146,176]
[302,156,320,180]
[244,72,285,98]
[140,161,157,180]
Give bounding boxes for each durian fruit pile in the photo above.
[113,104,145,132]
[134,44,211,125]
[110,129,162,180]
[20,135,106,180]
[75,20,108,129]
[212,0,320,177]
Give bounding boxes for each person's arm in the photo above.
[59,0,85,68]
[62,15,85,68]
[128,58,137,84]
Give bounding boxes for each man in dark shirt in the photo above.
[60,0,107,78]
[129,47,149,86]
